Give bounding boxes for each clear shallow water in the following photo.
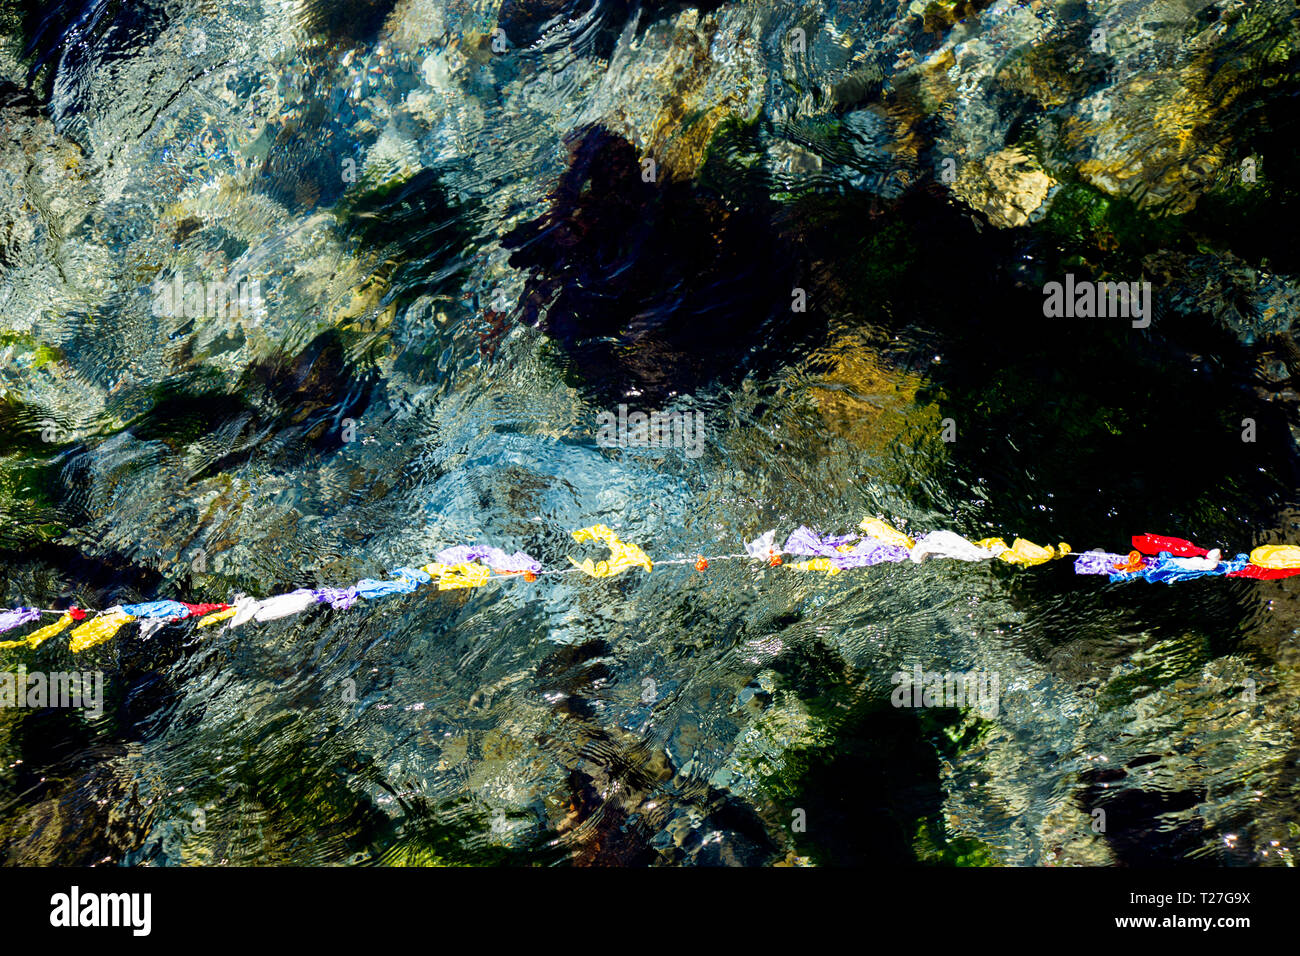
[1,0,1299,865]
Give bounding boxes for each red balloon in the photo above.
[1132,534,1209,557]
[183,602,231,617]
[1227,565,1300,580]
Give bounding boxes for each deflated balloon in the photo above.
[1247,545,1300,570]
[568,525,653,577]
[858,517,915,549]
[1132,534,1208,557]
[68,610,136,653]
[1228,563,1300,579]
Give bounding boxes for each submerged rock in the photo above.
[950,146,1055,228]
[503,124,804,402]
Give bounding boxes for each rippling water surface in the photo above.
[2,0,1300,866]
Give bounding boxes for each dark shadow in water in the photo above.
[497,0,725,59]
[257,99,357,216]
[1074,760,1246,867]
[337,166,476,322]
[532,637,782,865]
[504,123,813,404]
[11,0,170,106]
[295,0,401,47]
[777,702,957,865]
[129,330,378,481]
